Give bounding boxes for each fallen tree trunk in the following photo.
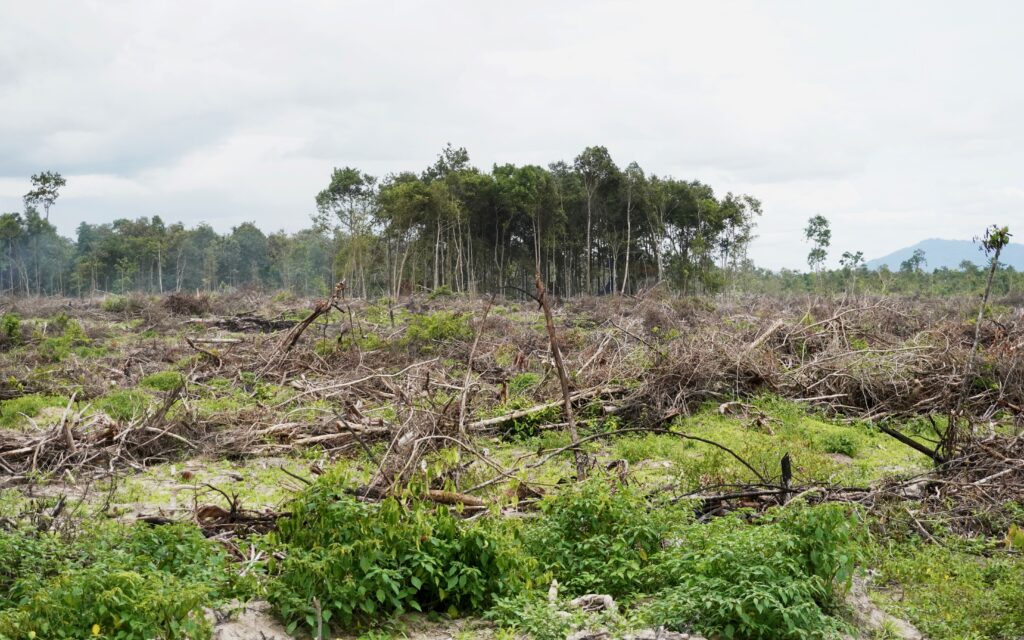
[535,271,588,480]
[466,385,627,431]
[185,315,296,333]
[422,489,487,508]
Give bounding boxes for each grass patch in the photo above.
[870,542,1024,639]
[611,398,929,490]
[0,394,67,429]
[95,390,154,422]
[140,370,184,392]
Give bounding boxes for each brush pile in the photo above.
[623,296,1024,424]
[868,433,1024,537]
[0,292,1020,493]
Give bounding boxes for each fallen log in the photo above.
[292,428,389,446]
[185,315,296,333]
[466,385,627,431]
[278,301,330,353]
[536,271,588,479]
[422,489,488,508]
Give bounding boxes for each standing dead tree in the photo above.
[535,271,588,480]
[458,295,496,437]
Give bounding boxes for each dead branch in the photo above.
[458,295,496,436]
[466,386,626,431]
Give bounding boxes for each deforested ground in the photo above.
[0,289,1022,640]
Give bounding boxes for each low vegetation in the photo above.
[0,289,1020,639]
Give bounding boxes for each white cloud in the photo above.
[1,0,1022,267]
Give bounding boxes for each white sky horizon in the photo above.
[2,1,1022,270]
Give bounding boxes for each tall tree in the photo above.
[900,248,927,274]
[971,225,1012,353]
[839,250,865,292]
[620,162,644,294]
[573,146,617,293]
[24,171,66,221]
[803,215,831,273]
[314,167,378,297]
[0,213,23,294]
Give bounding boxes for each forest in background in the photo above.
[2,144,1021,299]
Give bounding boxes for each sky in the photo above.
[1,0,1022,270]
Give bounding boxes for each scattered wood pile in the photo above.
[866,433,1024,537]
[1,291,1021,537]
[623,300,1023,424]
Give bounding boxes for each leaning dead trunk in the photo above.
[535,271,588,479]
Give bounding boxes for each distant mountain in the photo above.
[866,238,1024,271]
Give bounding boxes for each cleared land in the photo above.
[0,290,1021,639]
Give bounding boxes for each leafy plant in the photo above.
[0,567,211,639]
[525,475,686,599]
[0,522,242,639]
[265,471,529,634]
[508,372,540,396]
[402,311,472,352]
[640,504,864,639]
[0,527,64,609]
[102,295,130,313]
[821,432,859,457]
[0,314,21,348]
[486,592,574,640]
[498,404,560,440]
[427,284,454,300]
[101,295,147,314]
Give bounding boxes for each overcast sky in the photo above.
[1,1,1021,269]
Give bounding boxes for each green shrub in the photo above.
[508,372,540,396]
[0,527,64,609]
[510,479,862,640]
[525,476,686,599]
[499,404,561,440]
[266,472,528,635]
[102,295,146,314]
[820,432,859,457]
[486,592,574,640]
[37,318,103,362]
[0,314,21,348]
[86,522,253,600]
[38,337,71,362]
[0,394,67,428]
[0,566,211,639]
[314,331,388,357]
[427,284,454,300]
[96,390,153,422]
[403,311,472,351]
[0,522,242,639]
[62,318,89,343]
[640,504,864,639]
[140,370,184,392]
[102,295,130,313]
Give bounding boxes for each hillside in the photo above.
[867,238,1024,270]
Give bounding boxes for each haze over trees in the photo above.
[0,149,1020,301]
[0,146,763,298]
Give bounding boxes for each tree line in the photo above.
[1,150,1017,300]
[1,145,762,298]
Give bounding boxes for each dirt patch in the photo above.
[846,576,923,640]
[207,601,291,640]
